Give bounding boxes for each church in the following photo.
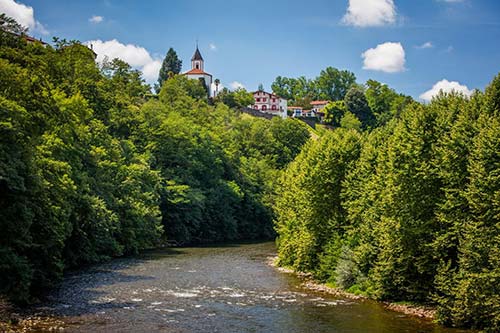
[183,46,213,97]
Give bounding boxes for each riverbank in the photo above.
[0,299,65,332]
[267,256,437,321]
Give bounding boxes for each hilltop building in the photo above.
[310,100,330,113]
[251,90,287,119]
[183,46,213,96]
[288,100,330,120]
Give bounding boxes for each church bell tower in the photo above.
[191,46,204,71]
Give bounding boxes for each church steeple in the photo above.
[191,45,204,71]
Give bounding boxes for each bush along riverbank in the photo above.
[268,257,436,320]
[273,73,500,332]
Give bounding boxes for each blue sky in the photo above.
[2,0,500,100]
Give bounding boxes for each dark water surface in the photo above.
[31,242,468,332]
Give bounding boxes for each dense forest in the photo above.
[275,75,500,330]
[0,16,310,304]
[1,14,500,332]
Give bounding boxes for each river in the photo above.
[25,242,469,332]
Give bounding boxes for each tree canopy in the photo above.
[0,26,310,304]
[274,75,500,331]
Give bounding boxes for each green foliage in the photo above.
[322,101,346,126]
[344,86,375,129]
[214,87,255,109]
[365,79,413,127]
[159,74,207,104]
[157,47,182,92]
[316,67,356,102]
[275,73,500,331]
[271,67,355,106]
[339,111,361,131]
[0,25,308,304]
[275,129,361,272]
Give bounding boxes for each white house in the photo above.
[251,90,287,119]
[289,101,331,119]
[184,46,213,97]
[310,100,330,109]
[288,106,303,117]
[310,100,330,118]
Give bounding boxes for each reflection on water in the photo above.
[29,243,469,332]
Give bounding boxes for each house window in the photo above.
[196,63,199,69]
[256,98,261,102]
[254,105,258,109]
[262,105,267,111]
[271,105,277,110]
[273,98,276,102]
[263,98,267,102]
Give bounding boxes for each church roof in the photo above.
[191,47,204,61]
[184,68,212,76]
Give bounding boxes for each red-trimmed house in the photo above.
[251,90,288,118]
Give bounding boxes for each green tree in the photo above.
[316,67,356,101]
[157,47,182,92]
[215,88,254,109]
[344,86,375,129]
[0,14,28,48]
[365,79,413,127]
[323,101,347,126]
[275,129,361,273]
[340,112,362,131]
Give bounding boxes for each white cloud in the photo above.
[89,15,104,24]
[86,39,161,83]
[141,60,162,82]
[209,43,217,51]
[420,79,473,101]
[440,0,465,3]
[0,0,34,29]
[362,42,406,73]
[0,0,48,34]
[342,0,397,27]
[230,81,245,90]
[416,41,433,49]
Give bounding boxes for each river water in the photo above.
[29,242,468,332]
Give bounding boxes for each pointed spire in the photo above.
[191,44,203,61]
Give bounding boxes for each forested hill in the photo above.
[0,27,310,303]
[275,74,500,330]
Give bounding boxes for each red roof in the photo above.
[252,91,282,99]
[184,68,212,76]
[287,106,303,109]
[310,100,330,105]
[23,35,48,45]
